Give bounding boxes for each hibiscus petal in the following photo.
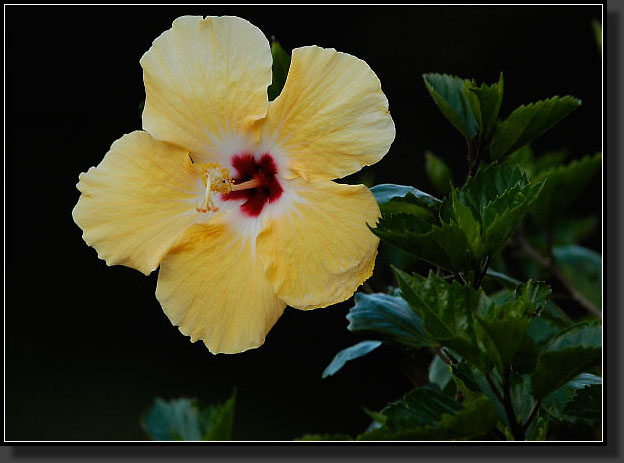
[263,46,395,181]
[256,181,380,309]
[72,131,202,275]
[156,224,286,354]
[140,15,272,163]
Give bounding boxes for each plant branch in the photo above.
[515,232,601,318]
[485,372,504,405]
[433,346,451,365]
[473,255,491,289]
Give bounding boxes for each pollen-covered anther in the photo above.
[196,163,234,213]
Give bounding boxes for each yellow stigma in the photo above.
[196,163,234,213]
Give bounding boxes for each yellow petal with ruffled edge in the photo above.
[263,46,395,181]
[140,16,272,163]
[255,181,380,310]
[156,223,286,354]
[72,131,202,275]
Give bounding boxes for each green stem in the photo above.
[473,255,491,289]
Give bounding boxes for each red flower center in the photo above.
[222,154,283,217]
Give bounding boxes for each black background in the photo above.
[5,5,602,441]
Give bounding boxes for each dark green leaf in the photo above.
[423,73,478,139]
[510,373,536,428]
[322,340,382,379]
[474,281,550,374]
[374,164,541,274]
[464,72,504,140]
[543,373,601,424]
[395,269,487,370]
[553,244,602,309]
[346,292,430,348]
[490,96,581,160]
[425,151,454,195]
[382,385,463,430]
[482,180,544,257]
[527,309,563,348]
[357,386,497,440]
[532,153,601,229]
[564,383,601,421]
[448,163,543,260]
[451,361,481,392]
[507,146,569,180]
[142,392,236,441]
[397,270,551,376]
[373,213,472,272]
[506,144,535,177]
[202,392,236,440]
[533,149,569,175]
[451,361,509,427]
[513,301,571,373]
[371,183,441,219]
[442,188,484,260]
[455,163,526,215]
[267,40,291,101]
[531,321,602,400]
[539,300,573,328]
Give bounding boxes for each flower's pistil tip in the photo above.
[196,163,234,213]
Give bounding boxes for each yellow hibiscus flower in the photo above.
[72,15,395,354]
